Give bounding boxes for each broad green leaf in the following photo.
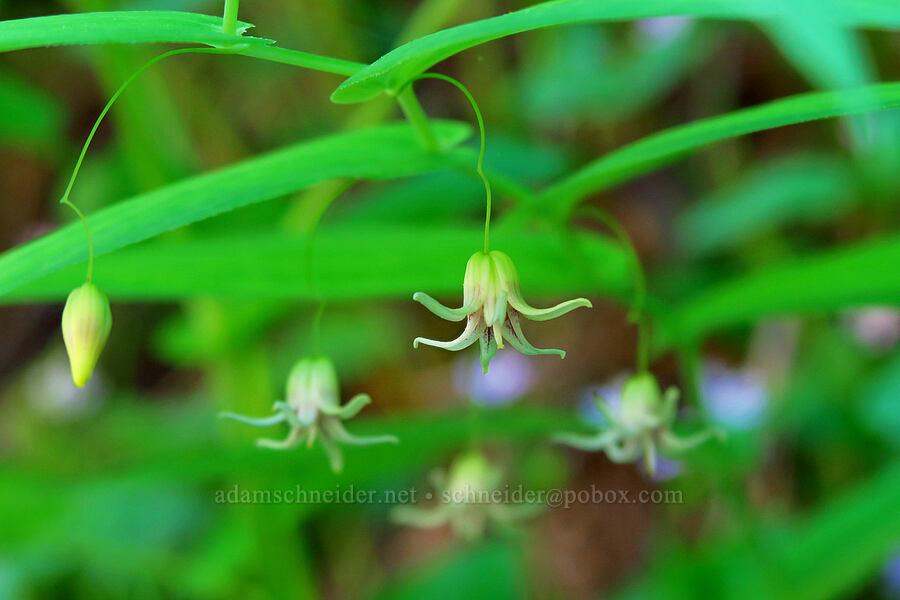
[330,0,900,104]
[0,121,470,298]
[676,153,856,256]
[539,83,900,220]
[658,234,900,347]
[0,11,268,53]
[0,225,626,302]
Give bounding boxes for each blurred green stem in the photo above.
[396,89,439,151]
[577,206,649,372]
[222,0,239,35]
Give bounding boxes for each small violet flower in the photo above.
[413,250,592,373]
[220,356,397,472]
[555,372,724,476]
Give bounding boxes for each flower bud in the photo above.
[61,283,112,387]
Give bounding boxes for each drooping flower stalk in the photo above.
[402,74,591,372]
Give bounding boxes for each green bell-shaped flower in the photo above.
[392,451,539,540]
[61,282,112,387]
[413,250,591,373]
[554,372,724,476]
[220,356,397,473]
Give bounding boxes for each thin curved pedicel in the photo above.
[554,372,724,477]
[413,250,591,373]
[219,356,397,472]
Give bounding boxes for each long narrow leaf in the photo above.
[0,121,470,298]
[539,83,900,219]
[0,226,626,302]
[658,234,900,347]
[331,0,900,103]
[0,11,268,53]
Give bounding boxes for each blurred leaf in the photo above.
[0,11,267,53]
[859,350,900,448]
[539,82,900,219]
[0,68,66,152]
[617,460,900,599]
[331,0,900,103]
[659,234,900,346]
[0,121,470,298]
[370,541,524,600]
[521,23,718,125]
[676,153,856,256]
[0,225,627,301]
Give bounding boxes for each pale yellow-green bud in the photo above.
[61,283,112,387]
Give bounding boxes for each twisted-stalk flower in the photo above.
[413,250,591,373]
[392,451,539,540]
[554,373,724,476]
[220,356,397,472]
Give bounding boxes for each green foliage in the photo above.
[0,122,470,298]
[2,1,900,598]
[0,11,266,52]
[661,234,900,345]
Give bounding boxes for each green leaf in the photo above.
[676,153,856,256]
[0,225,627,302]
[539,82,900,219]
[0,11,269,53]
[0,121,471,298]
[330,0,900,104]
[0,68,66,151]
[615,460,900,600]
[658,234,900,347]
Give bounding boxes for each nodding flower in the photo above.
[413,250,592,373]
[220,356,397,473]
[554,372,724,477]
[392,450,539,540]
[61,283,112,387]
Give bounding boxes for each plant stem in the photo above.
[61,199,94,283]
[236,45,363,77]
[222,0,239,35]
[577,206,649,372]
[59,47,230,284]
[400,74,492,252]
[396,88,439,151]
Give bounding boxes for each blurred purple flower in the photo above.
[454,352,535,407]
[26,350,104,421]
[577,374,627,428]
[846,307,900,353]
[636,17,692,44]
[883,549,900,599]
[701,362,767,431]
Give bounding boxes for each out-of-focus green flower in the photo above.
[61,282,112,388]
[554,372,724,476]
[413,250,591,373]
[392,451,539,540]
[220,356,397,472]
